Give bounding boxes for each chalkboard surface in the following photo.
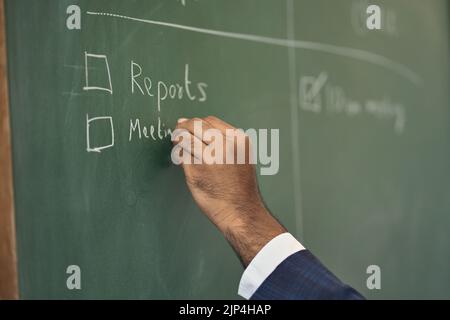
[6,0,450,299]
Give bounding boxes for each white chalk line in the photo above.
[86,10,422,86]
[286,0,304,240]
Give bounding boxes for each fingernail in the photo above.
[177,118,188,123]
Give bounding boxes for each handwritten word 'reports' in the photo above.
[131,62,208,111]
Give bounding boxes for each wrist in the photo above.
[222,205,286,267]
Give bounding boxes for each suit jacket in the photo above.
[250,250,364,300]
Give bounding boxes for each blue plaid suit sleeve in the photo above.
[250,250,365,300]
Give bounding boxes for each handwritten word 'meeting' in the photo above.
[131,62,208,111]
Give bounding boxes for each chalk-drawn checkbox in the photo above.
[299,72,328,113]
[86,114,114,153]
[83,52,113,94]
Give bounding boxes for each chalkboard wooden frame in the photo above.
[0,0,18,300]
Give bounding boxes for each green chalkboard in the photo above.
[6,0,450,299]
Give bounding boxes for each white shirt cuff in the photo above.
[238,232,305,299]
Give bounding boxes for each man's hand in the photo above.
[172,116,286,266]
